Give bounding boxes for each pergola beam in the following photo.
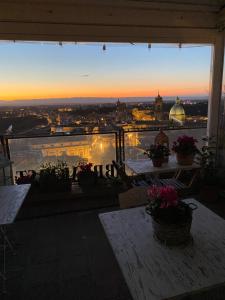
[0,1,220,43]
[0,23,218,44]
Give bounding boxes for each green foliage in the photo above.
[39,160,71,192]
[144,144,170,160]
[195,137,217,185]
[40,160,70,181]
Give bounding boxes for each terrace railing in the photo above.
[0,125,207,182]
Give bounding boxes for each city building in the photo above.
[132,108,155,121]
[169,97,186,125]
[115,99,130,123]
[154,93,163,121]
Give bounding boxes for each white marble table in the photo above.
[99,199,225,300]
[0,184,31,225]
[0,184,31,292]
[125,155,199,176]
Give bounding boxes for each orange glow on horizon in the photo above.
[0,85,208,101]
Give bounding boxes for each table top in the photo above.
[0,184,31,225]
[125,155,199,175]
[99,199,225,300]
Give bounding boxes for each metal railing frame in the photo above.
[121,125,207,162]
[0,125,207,179]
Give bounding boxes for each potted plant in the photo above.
[77,162,97,190]
[195,137,218,201]
[15,170,39,193]
[15,170,37,185]
[39,160,71,192]
[144,144,170,167]
[172,135,198,165]
[146,185,197,246]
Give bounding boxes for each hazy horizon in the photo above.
[0,95,209,107]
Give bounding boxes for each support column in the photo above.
[207,32,224,140]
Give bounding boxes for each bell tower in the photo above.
[154,92,163,121]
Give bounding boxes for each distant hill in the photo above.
[0,96,208,107]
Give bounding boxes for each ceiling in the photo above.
[0,0,224,43]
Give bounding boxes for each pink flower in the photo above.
[147,185,178,209]
[147,185,160,201]
[172,135,198,155]
[159,186,178,208]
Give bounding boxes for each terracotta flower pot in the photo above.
[176,153,194,166]
[152,159,163,167]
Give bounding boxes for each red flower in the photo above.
[77,162,93,175]
[172,135,198,155]
[147,185,178,209]
[147,185,160,200]
[159,186,178,208]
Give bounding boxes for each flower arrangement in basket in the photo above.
[77,162,97,189]
[172,135,198,165]
[39,160,71,192]
[144,144,170,167]
[146,185,197,246]
[15,170,36,185]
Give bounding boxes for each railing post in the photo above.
[118,129,124,164]
[0,136,14,184]
[0,136,9,159]
[207,33,224,163]
[115,132,119,163]
[121,129,125,162]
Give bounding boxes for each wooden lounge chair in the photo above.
[148,169,200,197]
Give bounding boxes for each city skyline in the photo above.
[0,96,208,107]
[0,42,211,102]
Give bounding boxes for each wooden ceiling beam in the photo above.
[1,0,220,13]
[0,3,217,28]
[0,1,221,43]
[0,22,217,43]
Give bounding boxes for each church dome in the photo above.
[169,97,185,124]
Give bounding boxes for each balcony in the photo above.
[1,0,225,299]
[4,126,225,300]
[4,163,225,300]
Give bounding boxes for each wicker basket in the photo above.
[152,217,192,246]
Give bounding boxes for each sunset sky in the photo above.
[0,42,212,101]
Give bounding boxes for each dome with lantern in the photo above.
[169,97,185,125]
